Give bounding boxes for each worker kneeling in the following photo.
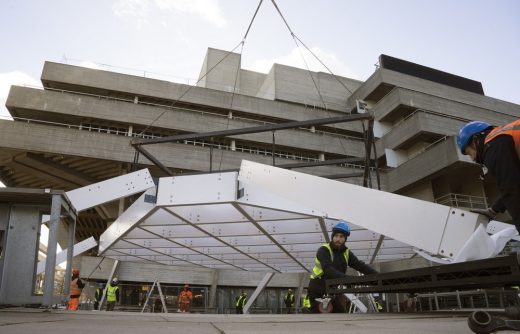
[307,221,378,313]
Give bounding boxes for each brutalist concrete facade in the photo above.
[1,48,520,289]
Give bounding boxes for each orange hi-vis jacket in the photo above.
[485,119,520,157]
[70,278,82,297]
[179,290,193,303]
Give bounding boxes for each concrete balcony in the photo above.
[6,86,366,159]
[380,111,465,151]
[40,62,363,134]
[386,136,471,193]
[0,119,379,188]
[347,68,520,117]
[372,87,518,124]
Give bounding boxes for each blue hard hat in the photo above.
[332,220,351,237]
[456,121,492,154]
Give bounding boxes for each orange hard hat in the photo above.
[184,284,189,288]
[72,268,80,275]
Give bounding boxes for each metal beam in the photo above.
[277,157,365,169]
[134,146,174,176]
[370,235,385,264]
[242,272,275,314]
[232,203,309,272]
[37,237,97,274]
[42,194,61,306]
[132,113,373,146]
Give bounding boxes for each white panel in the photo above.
[237,183,325,218]
[124,228,160,239]
[67,169,154,212]
[118,248,164,256]
[191,246,240,254]
[140,208,185,226]
[167,204,247,224]
[98,187,157,254]
[127,238,177,248]
[220,235,273,246]
[156,172,237,206]
[112,240,146,249]
[141,225,207,238]
[151,247,200,256]
[257,219,322,234]
[238,203,312,221]
[169,237,226,247]
[36,237,97,274]
[197,222,260,237]
[238,160,458,256]
[272,232,325,244]
[438,209,483,258]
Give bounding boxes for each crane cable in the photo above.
[133,0,264,171]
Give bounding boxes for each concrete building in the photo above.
[1,48,519,312]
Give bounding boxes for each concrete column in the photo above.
[319,153,325,161]
[228,111,233,119]
[310,126,315,133]
[208,269,218,311]
[231,140,236,151]
[134,96,139,104]
[128,125,133,137]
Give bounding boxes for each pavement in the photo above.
[0,308,503,334]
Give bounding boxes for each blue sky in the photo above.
[1,0,519,119]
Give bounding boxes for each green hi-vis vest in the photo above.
[106,285,119,302]
[236,295,247,308]
[310,243,349,279]
[302,295,311,308]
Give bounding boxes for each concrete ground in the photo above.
[0,308,497,334]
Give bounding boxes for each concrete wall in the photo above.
[198,48,241,93]
[6,86,366,159]
[80,256,303,287]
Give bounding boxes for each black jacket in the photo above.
[308,243,377,296]
[484,135,520,231]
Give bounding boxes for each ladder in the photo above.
[140,279,168,313]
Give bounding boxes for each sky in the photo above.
[0,0,519,117]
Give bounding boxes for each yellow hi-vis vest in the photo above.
[106,285,119,302]
[310,243,349,279]
[302,295,311,309]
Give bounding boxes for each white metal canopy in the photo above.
[98,163,418,272]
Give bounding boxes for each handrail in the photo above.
[434,193,488,209]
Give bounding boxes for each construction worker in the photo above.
[284,289,295,313]
[94,282,105,310]
[106,277,120,311]
[67,268,84,311]
[235,291,247,314]
[301,289,311,313]
[457,120,520,232]
[307,221,378,313]
[179,284,193,313]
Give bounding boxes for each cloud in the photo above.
[113,0,226,28]
[112,0,151,29]
[0,71,41,120]
[247,47,360,80]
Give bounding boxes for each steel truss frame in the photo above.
[326,253,520,294]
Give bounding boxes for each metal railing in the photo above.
[434,193,488,209]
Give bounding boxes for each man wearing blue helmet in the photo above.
[457,120,520,233]
[307,220,378,313]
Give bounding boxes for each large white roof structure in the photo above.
[95,161,430,272]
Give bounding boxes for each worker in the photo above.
[67,268,84,311]
[457,120,520,233]
[94,282,105,310]
[301,289,311,313]
[308,220,378,313]
[179,284,193,313]
[106,277,120,311]
[284,288,295,313]
[235,291,247,314]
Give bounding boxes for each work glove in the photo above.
[470,208,496,220]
